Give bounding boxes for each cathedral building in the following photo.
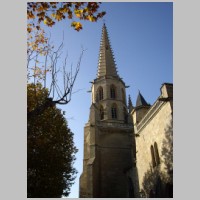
[79,24,173,198]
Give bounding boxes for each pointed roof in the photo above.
[97,23,118,78]
[136,91,149,107]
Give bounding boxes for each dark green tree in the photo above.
[27,83,78,198]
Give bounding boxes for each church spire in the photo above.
[97,23,118,78]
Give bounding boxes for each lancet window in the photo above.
[150,142,160,168]
[111,104,117,119]
[110,85,116,99]
[96,86,103,102]
[150,145,156,168]
[154,142,160,165]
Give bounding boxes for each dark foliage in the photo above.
[27,83,78,198]
[161,118,173,184]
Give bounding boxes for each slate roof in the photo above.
[136,91,149,107]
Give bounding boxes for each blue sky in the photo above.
[39,2,173,198]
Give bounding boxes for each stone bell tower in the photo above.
[79,24,136,198]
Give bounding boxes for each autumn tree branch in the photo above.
[27,37,85,119]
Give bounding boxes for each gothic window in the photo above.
[96,86,103,102]
[99,87,103,100]
[150,145,156,168]
[122,88,126,103]
[110,85,116,99]
[154,142,160,165]
[99,105,104,120]
[111,104,117,119]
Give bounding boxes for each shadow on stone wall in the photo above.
[140,117,173,198]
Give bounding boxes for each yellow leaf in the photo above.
[60,7,68,13]
[51,13,56,18]
[27,11,35,19]
[75,13,81,18]
[43,17,55,27]
[43,19,48,25]
[87,15,96,22]
[55,13,63,21]
[38,6,44,12]
[71,21,82,31]
[27,27,32,33]
[83,7,89,13]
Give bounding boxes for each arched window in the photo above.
[122,88,126,103]
[99,105,104,120]
[154,142,160,165]
[99,87,103,100]
[111,104,117,119]
[96,86,103,102]
[150,145,156,168]
[110,85,116,99]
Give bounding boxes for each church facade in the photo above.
[131,83,173,197]
[79,24,173,198]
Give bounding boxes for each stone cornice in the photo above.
[97,121,133,131]
[93,75,126,86]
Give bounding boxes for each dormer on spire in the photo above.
[97,23,118,78]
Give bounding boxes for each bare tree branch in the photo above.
[27,34,85,118]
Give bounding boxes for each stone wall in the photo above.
[135,102,172,191]
[132,83,173,196]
